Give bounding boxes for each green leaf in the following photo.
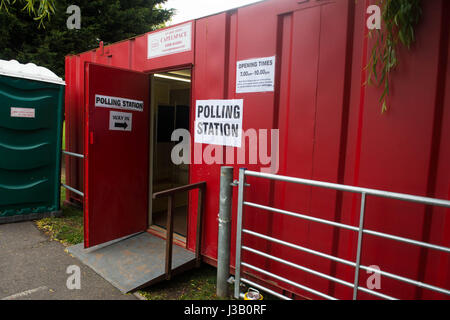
[364,0,422,112]
[382,100,388,113]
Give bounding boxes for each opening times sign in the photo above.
[236,56,276,93]
[195,99,243,148]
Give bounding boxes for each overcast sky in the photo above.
[162,0,264,25]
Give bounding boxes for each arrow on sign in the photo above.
[109,111,132,131]
[114,122,128,129]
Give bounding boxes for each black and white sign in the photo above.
[195,99,243,148]
[109,111,132,132]
[236,56,276,93]
[95,94,144,112]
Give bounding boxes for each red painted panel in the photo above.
[109,41,132,69]
[335,0,450,300]
[269,6,322,297]
[401,2,450,300]
[334,0,370,299]
[84,63,149,248]
[65,54,87,206]
[426,13,450,298]
[232,10,278,283]
[64,55,78,203]
[188,13,229,258]
[265,2,354,298]
[352,0,445,299]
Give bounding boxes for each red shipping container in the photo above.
[64,0,450,299]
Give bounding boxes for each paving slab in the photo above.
[0,221,136,300]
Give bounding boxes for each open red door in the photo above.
[84,63,149,248]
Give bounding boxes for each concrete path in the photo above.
[0,221,136,300]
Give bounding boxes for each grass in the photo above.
[62,121,65,151]
[36,201,83,246]
[35,168,84,247]
[137,264,233,300]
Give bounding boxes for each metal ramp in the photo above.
[67,232,196,293]
[67,182,206,294]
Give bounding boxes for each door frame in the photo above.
[146,64,194,245]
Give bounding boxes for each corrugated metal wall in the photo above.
[65,0,450,299]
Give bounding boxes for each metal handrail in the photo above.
[244,201,450,253]
[245,171,450,208]
[153,182,206,198]
[234,168,450,300]
[61,183,84,197]
[153,181,206,280]
[61,150,85,197]
[62,150,84,159]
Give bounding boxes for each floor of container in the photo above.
[152,205,188,236]
[67,232,196,293]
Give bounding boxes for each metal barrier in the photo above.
[234,168,450,300]
[61,150,84,197]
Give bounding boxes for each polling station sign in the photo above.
[236,56,276,93]
[195,100,243,148]
[95,94,144,112]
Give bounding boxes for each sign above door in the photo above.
[147,22,192,59]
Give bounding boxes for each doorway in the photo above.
[149,69,191,239]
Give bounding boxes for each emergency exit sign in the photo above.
[147,22,192,59]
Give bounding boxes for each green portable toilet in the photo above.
[0,59,65,223]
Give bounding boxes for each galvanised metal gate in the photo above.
[234,169,450,300]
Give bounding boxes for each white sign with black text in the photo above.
[195,99,243,148]
[109,111,132,132]
[236,56,276,93]
[147,22,192,59]
[95,94,144,112]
